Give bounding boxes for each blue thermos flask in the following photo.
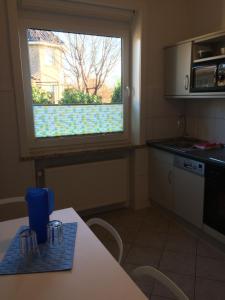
[26,188,54,244]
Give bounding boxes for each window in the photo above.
[28,29,123,138]
[8,0,133,156]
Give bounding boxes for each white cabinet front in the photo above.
[174,166,204,228]
[164,42,192,97]
[149,148,205,228]
[149,149,174,211]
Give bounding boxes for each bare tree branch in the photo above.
[62,33,120,96]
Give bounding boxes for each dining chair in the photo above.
[86,217,123,264]
[132,266,189,300]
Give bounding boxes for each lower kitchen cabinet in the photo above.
[149,148,204,229]
[174,166,204,228]
[149,148,174,211]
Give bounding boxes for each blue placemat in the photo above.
[0,222,77,275]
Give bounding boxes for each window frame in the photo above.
[17,8,131,156]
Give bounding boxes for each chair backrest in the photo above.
[86,217,123,264]
[132,266,189,300]
[0,197,25,205]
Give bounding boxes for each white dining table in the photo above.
[0,207,147,300]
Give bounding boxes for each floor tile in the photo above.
[134,230,168,250]
[113,215,143,230]
[168,220,198,238]
[165,233,198,255]
[116,226,140,243]
[92,210,129,227]
[100,207,147,225]
[126,246,162,267]
[168,221,185,235]
[128,208,151,219]
[197,240,225,261]
[147,205,171,218]
[123,243,132,260]
[159,251,196,276]
[196,256,225,282]
[99,207,132,218]
[141,216,170,233]
[152,270,194,300]
[195,277,225,300]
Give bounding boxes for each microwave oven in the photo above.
[191,60,225,92]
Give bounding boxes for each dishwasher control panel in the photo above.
[174,155,205,176]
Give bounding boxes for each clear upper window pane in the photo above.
[27,29,123,138]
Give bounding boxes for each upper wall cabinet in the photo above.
[164,42,192,97]
[164,31,225,99]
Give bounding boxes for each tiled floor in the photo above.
[83,205,225,300]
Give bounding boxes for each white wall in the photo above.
[145,0,192,140]
[190,0,225,36]
[186,100,225,143]
[0,0,35,199]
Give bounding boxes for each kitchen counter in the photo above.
[147,138,225,168]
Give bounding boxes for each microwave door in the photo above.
[217,63,225,87]
[193,65,217,90]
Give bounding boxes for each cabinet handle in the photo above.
[168,170,172,185]
[185,75,189,90]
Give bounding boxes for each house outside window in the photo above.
[45,48,55,65]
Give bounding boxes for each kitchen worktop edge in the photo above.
[147,139,225,168]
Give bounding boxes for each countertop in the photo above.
[147,138,225,168]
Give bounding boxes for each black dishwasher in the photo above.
[204,164,225,235]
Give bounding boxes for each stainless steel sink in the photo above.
[160,138,200,152]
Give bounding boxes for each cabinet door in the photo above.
[174,167,204,228]
[165,42,192,96]
[149,149,174,211]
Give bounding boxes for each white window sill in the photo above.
[22,142,135,160]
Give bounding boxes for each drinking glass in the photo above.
[19,228,39,257]
[47,220,64,247]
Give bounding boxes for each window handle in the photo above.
[125,86,131,97]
